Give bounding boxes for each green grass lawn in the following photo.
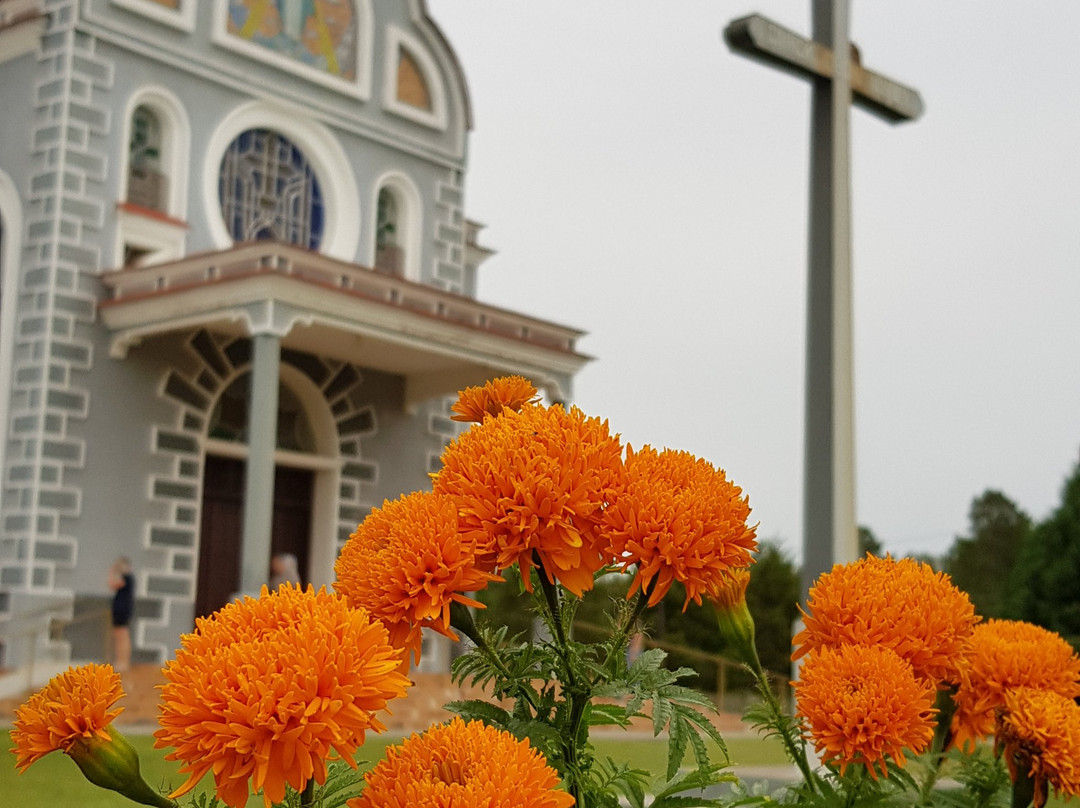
[4,730,1071,807]
[2,730,787,807]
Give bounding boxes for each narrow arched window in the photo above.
[127,105,166,212]
[374,187,402,275]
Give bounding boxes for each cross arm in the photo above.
[724,14,923,123]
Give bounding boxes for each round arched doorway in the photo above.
[195,365,339,619]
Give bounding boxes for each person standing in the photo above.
[269,553,300,589]
[108,557,134,672]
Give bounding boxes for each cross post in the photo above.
[723,1,923,594]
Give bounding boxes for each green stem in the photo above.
[918,688,956,804]
[535,566,590,807]
[449,600,541,714]
[599,588,650,674]
[751,654,817,794]
[844,765,867,808]
[299,778,316,808]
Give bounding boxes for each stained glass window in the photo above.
[218,129,324,250]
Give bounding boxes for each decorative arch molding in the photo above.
[0,170,22,490]
[212,0,375,100]
[371,169,423,282]
[202,101,360,261]
[382,25,448,130]
[139,328,377,660]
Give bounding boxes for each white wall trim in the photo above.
[201,100,361,262]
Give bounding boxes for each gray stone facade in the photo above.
[0,0,588,675]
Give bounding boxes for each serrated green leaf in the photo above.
[662,684,720,712]
[648,795,730,808]
[684,717,713,771]
[652,691,674,736]
[585,701,632,727]
[667,713,689,781]
[673,703,728,757]
[443,699,511,727]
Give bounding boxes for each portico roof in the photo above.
[98,242,590,404]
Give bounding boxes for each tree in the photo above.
[943,490,1031,620]
[858,525,884,557]
[1008,461,1080,648]
[744,541,801,677]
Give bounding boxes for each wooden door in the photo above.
[196,456,314,620]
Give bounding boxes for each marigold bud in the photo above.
[710,569,760,669]
[68,727,175,808]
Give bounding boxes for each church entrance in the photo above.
[195,455,314,619]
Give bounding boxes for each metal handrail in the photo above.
[573,619,793,714]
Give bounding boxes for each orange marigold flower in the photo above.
[451,375,540,423]
[334,490,501,666]
[795,644,937,779]
[10,663,125,772]
[996,687,1080,808]
[349,716,575,808]
[154,584,410,808]
[434,402,625,597]
[793,554,977,684]
[604,445,757,609]
[951,619,1080,751]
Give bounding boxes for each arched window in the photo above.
[127,105,166,212]
[396,48,432,112]
[382,27,448,130]
[117,88,190,267]
[372,173,421,281]
[218,129,325,249]
[208,374,317,452]
[374,187,401,275]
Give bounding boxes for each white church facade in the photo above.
[0,0,588,674]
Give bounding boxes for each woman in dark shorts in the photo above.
[108,557,134,672]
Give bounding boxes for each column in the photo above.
[240,331,281,594]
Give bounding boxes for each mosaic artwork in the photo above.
[227,0,357,79]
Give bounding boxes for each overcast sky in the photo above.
[426,1,1080,564]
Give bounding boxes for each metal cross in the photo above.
[724,2,923,594]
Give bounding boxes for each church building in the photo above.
[0,0,588,675]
